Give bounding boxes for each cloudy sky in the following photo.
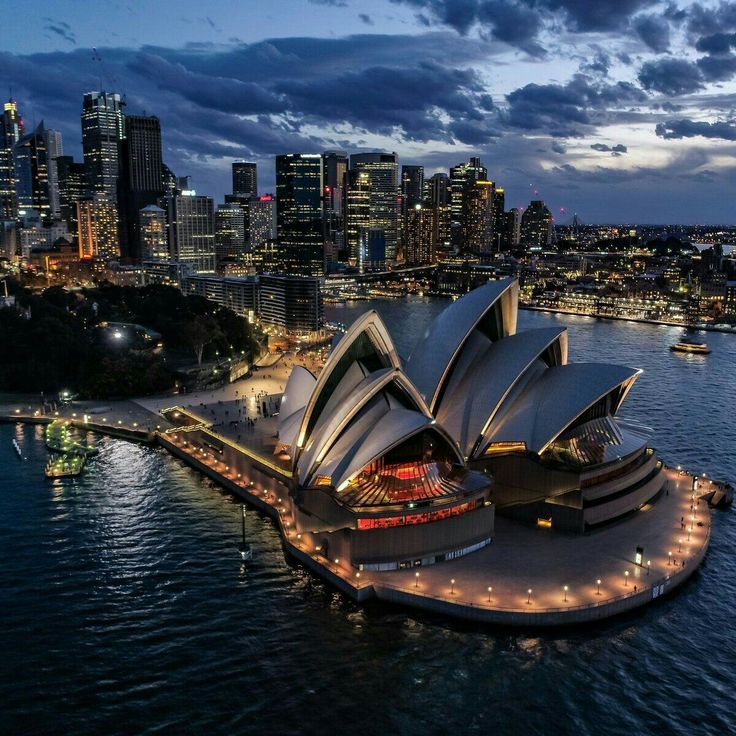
[3,0,736,223]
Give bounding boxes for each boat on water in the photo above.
[238,505,253,562]
[44,453,85,479]
[671,339,711,354]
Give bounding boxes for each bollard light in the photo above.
[563,585,568,602]
[415,571,420,588]
[624,571,629,587]
[450,578,455,595]
[527,588,532,604]
[487,586,493,602]
[596,579,601,595]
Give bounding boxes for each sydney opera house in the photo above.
[277,278,666,573]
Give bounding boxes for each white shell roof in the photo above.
[405,279,519,410]
[481,362,641,454]
[277,365,316,448]
[436,326,568,457]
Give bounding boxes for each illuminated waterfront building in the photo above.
[450,157,487,253]
[77,193,120,261]
[275,154,324,276]
[404,204,435,266]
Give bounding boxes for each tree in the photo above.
[183,315,219,366]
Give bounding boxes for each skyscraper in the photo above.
[164,192,216,273]
[139,204,168,261]
[77,193,119,261]
[426,173,451,261]
[119,115,163,260]
[322,151,347,252]
[232,162,257,199]
[343,168,371,264]
[247,195,277,249]
[56,156,88,240]
[492,187,505,252]
[464,179,494,255]
[404,204,435,266]
[520,200,553,249]
[450,157,487,253]
[43,129,63,220]
[275,154,324,276]
[81,91,125,199]
[349,152,400,262]
[0,99,23,220]
[215,203,247,268]
[13,121,50,221]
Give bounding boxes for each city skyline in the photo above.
[3,0,736,223]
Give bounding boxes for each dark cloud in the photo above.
[632,15,670,52]
[43,18,76,45]
[638,58,704,95]
[696,53,736,82]
[590,142,628,153]
[358,13,374,24]
[655,118,736,140]
[695,32,736,55]
[687,1,736,37]
[580,51,611,76]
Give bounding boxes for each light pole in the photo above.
[563,585,568,602]
[415,571,420,589]
[647,560,651,577]
[596,579,601,595]
[678,538,683,553]
[624,571,629,587]
[668,551,672,566]
[527,588,532,605]
[487,586,492,603]
[450,578,455,595]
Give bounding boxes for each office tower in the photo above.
[164,192,216,273]
[360,228,386,271]
[162,163,178,195]
[492,187,505,252]
[322,151,347,249]
[77,193,120,261]
[0,99,24,219]
[258,274,323,333]
[275,154,324,276]
[247,194,276,249]
[464,179,494,255]
[426,172,451,260]
[520,200,553,249]
[81,91,125,199]
[139,204,168,261]
[56,156,88,239]
[404,204,435,266]
[506,208,522,248]
[119,115,163,260]
[232,162,257,198]
[215,203,247,268]
[12,121,50,221]
[343,168,371,264]
[401,165,424,210]
[43,129,63,220]
[349,152,400,262]
[450,157,487,252]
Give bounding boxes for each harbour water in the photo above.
[1,298,734,735]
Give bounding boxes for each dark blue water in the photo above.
[1,298,734,735]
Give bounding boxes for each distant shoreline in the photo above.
[519,305,735,334]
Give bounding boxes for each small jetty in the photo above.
[45,453,86,479]
[671,339,710,354]
[43,420,97,479]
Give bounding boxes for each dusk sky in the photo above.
[3,0,736,223]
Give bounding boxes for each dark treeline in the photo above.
[0,281,263,398]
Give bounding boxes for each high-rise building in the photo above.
[450,157,487,253]
[275,154,324,276]
[43,129,63,220]
[360,228,386,271]
[349,152,400,262]
[81,91,125,199]
[13,121,50,221]
[164,192,216,273]
[520,200,553,249]
[77,193,119,261]
[56,156,88,240]
[426,172,451,260]
[215,203,247,268]
[322,151,347,250]
[139,204,168,261]
[247,195,277,249]
[404,204,435,266]
[232,162,257,198]
[464,179,494,255]
[401,165,424,210]
[505,208,522,249]
[492,187,505,252]
[258,274,323,333]
[0,99,24,220]
[119,115,163,260]
[343,168,371,264]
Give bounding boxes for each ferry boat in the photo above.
[670,339,710,354]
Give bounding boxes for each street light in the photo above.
[678,538,682,553]
[450,578,455,595]
[624,571,629,586]
[668,551,672,565]
[647,560,651,576]
[563,585,568,602]
[415,571,420,589]
[527,588,532,605]
[487,586,493,602]
[596,579,601,595]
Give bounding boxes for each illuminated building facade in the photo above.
[139,204,168,261]
[232,162,257,199]
[13,121,50,222]
[77,193,120,261]
[450,157,487,253]
[520,199,554,249]
[275,154,325,276]
[344,168,371,264]
[215,203,247,268]
[164,192,216,273]
[0,98,23,220]
[81,91,124,200]
[43,129,63,220]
